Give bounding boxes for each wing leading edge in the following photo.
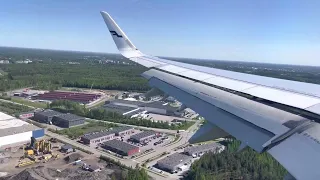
[101,11,320,180]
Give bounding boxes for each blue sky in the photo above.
[0,0,319,66]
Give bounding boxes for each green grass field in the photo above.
[11,97,48,108]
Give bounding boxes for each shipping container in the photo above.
[32,129,45,138]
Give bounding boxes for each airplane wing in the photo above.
[101,11,320,180]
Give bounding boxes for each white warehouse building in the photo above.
[0,112,44,149]
[184,142,225,157]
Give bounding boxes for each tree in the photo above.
[185,139,287,180]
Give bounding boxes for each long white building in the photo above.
[0,112,44,149]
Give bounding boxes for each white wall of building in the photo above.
[143,107,167,115]
[0,131,32,147]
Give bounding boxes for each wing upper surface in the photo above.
[101,11,320,180]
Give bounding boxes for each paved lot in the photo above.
[148,113,196,123]
[146,148,201,179]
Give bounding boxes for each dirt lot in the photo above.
[0,136,94,178]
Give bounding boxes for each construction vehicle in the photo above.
[25,149,34,156]
[17,158,39,168]
[53,154,59,159]
[42,154,52,162]
[17,160,36,167]
[24,138,52,156]
[49,138,58,143]
[34,139,52,155]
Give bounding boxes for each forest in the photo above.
[184,139,287,180]
[0,47,149,92]
[0,61,149,92]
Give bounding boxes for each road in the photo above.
[45,119,200,180]
[135,120,200,163]
[45,130,168,180]
[3,94,199,179]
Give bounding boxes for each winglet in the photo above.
[100,11,143,58]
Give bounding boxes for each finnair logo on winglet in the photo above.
[110,31,123,38]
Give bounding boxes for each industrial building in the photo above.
[104,99,181,117]
[156,153,192,172]
[81,126,134,145]
[52,113,85,128]
[13,89,40,98]
[184,143,225,157]
[81,131,115,145]
[105,99,143,108]
[111,126,134,136]
[102,139,140,156]
[34,91,101,104]
[34,110,85,128]
[129,131,158,143]
[0,112,44,149]
[34,110,63,124]
[140,101,179,116]
[102,104,143,117]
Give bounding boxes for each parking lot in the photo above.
[89,129,174,158]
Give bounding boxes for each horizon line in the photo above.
[0,45,319,68]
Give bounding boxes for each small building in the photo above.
[61,144,73,153]
[88,164,101,172]
[34,110,63,124]
[18,111,35,119]
[156,153,192,173]
[111,126,134,136]
[129,131,158,143]
[184,143,225,157]
[81,131,116,145]
[52,113,85,128]
[102,139,139,156]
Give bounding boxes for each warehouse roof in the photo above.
[54,113,84,122]
[35,110,63,117]
[110,126,133,133]
[102,104,137,114]
[141,101,177,111]
[0,118,28,129]
[103,139,138,153]
[0,112,15,121]
[82,130,115,140]
[61,144,73,150]
[130,131,156,141]
[0,111,40,137]
[0,121,40,137]
[108,99,144,106]
[157,153,192,169]
[184,143,224,155]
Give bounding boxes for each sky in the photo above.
[0,0,319,66]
